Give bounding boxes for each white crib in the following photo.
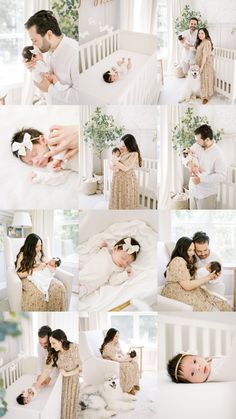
[79,30,158,105]
[103,158,158,209]
[214,47,236,103]
[158,314,236,370]
[218,165,236,208]
[0,357,62,419]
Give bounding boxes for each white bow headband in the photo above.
[12,133,40,157]
[122,238,139,255]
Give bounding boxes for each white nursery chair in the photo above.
[80,330,119,385]
[4,237,73,311]
[158,241,226,311]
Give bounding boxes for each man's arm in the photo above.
[48,55,79,104]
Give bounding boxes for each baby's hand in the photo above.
[99,240,108,248]
[126,267,134,277]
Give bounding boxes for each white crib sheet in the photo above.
[0,106,78,209]
[4,374,62,419]
[79,219,157,311]
[158,371,236,419]
[79,49,150,105]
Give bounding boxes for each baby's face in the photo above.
[112,247,134,268]
[48,259,56,267]
[21,137,49,167]
[180,355,211,383]
[206,263,211,272]
[113,151,121,158]
[23,388,33,404]
[109,71,119,82]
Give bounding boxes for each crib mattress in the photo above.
[158,371,236,419]
[4,374,62,419]
[79,49,150,105]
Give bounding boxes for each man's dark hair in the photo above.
[38,325,52,338]
[192,231,210,244]
[189,17,198,24]
[194,124,213,141]
[25,10,62,37]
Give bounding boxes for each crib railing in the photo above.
[158,314,236,370]
[214,47,236,103]
[218,166,236,208]
[0,358,23,389]
[103,158,158,209]
[79,30,119,73]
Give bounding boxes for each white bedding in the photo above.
[4,373,62,419]
[79,49,150,105]
[79,219,157,311]
[158,371,236,419]
[0,106,78,209]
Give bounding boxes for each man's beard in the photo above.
[39,37,51,53]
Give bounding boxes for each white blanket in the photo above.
[4,373,62,419]
[28,268,55,301]
[0,106,78,209]
[79,219,157,311]
[79,49,149,105]
[158,370,236,419]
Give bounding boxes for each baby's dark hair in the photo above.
[103,71,113,83]
[167,354,190,383]
[52,257,61,267]
[112,147,120,154]
[22,46,36,62]
[114,237,141,261]
[209,261,221,274]
[11,128,43,159]
[16,393,25,405]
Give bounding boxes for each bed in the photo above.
[79,212,158,311]
[1,357,62,419]
[0,106,78,209]
[79,30,158,105]
[158,314,236,419]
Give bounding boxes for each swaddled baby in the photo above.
[28,257,61,301]
[78,237,141,298]
[103,57,132,83]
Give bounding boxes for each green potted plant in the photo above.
[172,107,224,155]
[51,0,79,40]
[174,4,208,34]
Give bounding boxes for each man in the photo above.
[183,124,227,209]
[24,10,79,105]
[37,325,55,385]
[179,18,198,75]
[192,231,221,268]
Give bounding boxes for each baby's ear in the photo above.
[39,134,46,144]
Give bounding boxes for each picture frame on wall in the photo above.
[7,226,23,238]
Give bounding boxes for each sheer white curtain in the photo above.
[79,106,94,184]
[33,313,79,343]
[21,0,50,104]
[79,312,109,332]
[120,0,157,33]
[158,105,183,209]
[31,210,54,243]
[167,0,185,74]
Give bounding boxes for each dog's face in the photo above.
[103,375,119,391]
[189,65,200,79]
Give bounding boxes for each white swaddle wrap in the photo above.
[28,267,55,301]
[208,337,236,382]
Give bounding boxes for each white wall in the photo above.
[79,0,120,44]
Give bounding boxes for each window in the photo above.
[53,210,79,266]
[172,210,236,263]
[0,0,24,85]
[157,0,168,59]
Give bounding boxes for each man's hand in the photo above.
[191,175,200,185]
[34,75,51,92]
[23,57,37,71]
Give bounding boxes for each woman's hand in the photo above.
[45,125,78,161]
[207,271,219,281]
[59,368,68,376]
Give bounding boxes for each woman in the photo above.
[195,27,214,104]
[161,237,232,311]
[109,134,142,209]
[15,233,66,311]
[32,329,80,419]
[100,328,140,395]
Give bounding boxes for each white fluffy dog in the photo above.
[179,64,201,103]
[80,375,136,418]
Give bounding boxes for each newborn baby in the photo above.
[16,386,38,405]
[196,261,221,279]
[22,46,70,91]
[103,57,132,83]
[110,147,121,173]
[78,237,140,298]
[11,128,77,185]
[183,147,200,174]
[28,257,61,301]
